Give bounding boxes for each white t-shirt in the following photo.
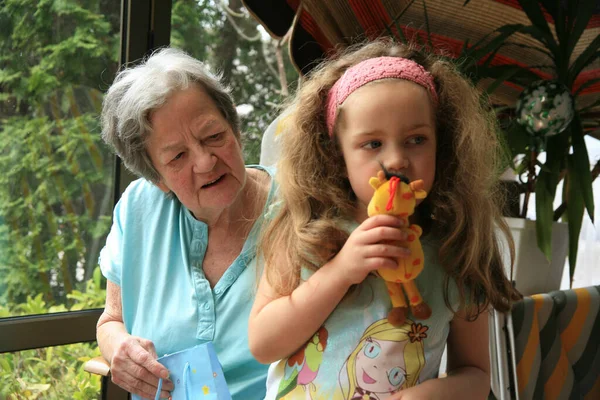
[264,227,459,400]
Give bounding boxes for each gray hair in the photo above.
[101,47,240,183]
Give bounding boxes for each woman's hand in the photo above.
[330,214,409,287]
[110,335,174,399]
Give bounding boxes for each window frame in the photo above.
[0,0,172,354]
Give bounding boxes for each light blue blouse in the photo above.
[99,165,275,400]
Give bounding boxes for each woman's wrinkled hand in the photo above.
[110,335,174,399]
[330,214,409,287]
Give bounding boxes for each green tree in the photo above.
[1,0,297,397]
[0,0,119,307]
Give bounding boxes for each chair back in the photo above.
[509,286,600,400]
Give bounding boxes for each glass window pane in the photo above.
[0,0,120,317]
[0,343,102,399]
[170,0,299,164]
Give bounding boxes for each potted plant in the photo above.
[387,0,598,294]
[486,0,599,293]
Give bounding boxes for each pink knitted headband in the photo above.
[325,56,438,136]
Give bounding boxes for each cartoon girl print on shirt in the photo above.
[276,326,329,400]
[339,319,428,400]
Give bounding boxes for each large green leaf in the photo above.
[546,127,571,173]
[503,121,531,156]
[470,47,505,85]
[539,0,568,59]
[534,129,569,259]
[517,0,560,57]
[554,0,571,81]
[535,170,556,260]
[461,24,525,70]
[485,65,524,95]
[566,0,579,32]
[570,115,595,222]
[566,0,596,57]
[478,64,542,88]
[423,0,434,50]
[568,35,600,86]
[386,0,417,43]
[566,156,585,285]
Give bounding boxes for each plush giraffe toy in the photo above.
[367,170,432,326]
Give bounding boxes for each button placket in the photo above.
[188,222,214,340]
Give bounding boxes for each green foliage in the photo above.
[496,0,598,275]
[68,267,107,311]
[0,0,118,398]
[0,0,119,308]
[0,112,114,305]
[389,0,598,278]
[171,0,220,63]
[1,0,297,397]
[0,267,106,399]
[0,334,102,400]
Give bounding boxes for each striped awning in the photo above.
[243,0,600,108]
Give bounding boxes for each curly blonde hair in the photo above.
[261,38,521,317]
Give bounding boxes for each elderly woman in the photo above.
[96,48,274,399]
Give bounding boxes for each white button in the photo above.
[204,303,210,310]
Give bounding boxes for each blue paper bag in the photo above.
[154,342,231,400]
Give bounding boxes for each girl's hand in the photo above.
[330,214,409,287]
[110,335,173,399]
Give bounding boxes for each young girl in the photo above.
[249,39,521,400]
